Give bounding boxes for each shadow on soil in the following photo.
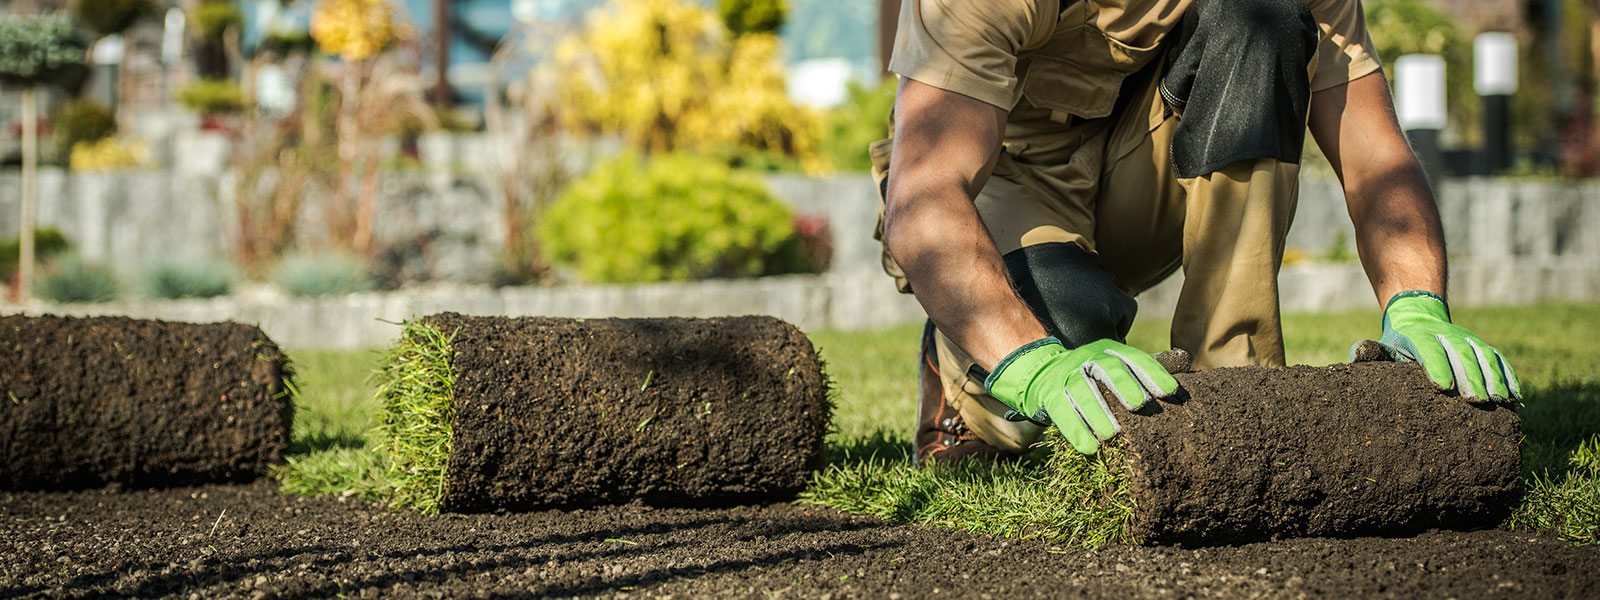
[13,509,895,599]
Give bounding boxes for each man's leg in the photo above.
[1097,0,1319,369]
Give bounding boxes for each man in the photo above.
[871,0,1523,463]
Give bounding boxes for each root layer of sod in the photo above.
[375,313,831,513]
[2,483,1596,599]
[0,314,292,490]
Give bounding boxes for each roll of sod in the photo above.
[0,314,293,490]
[1118,361,1520,545]
[377,313,830,513]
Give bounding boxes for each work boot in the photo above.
[914,320,1018,466]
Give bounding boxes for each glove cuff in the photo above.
[1383,290,1451,330]
[982,337,1063,407]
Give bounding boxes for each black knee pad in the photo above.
[1001,242,1138,349]
[1159,0,1319,178]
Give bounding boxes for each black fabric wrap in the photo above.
[1003,242,1138,348]
[1159,0,1319,178]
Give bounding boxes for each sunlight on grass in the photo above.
[274,304,1599,546]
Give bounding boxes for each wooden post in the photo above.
[432,0,452,108]
[18,86,38,303]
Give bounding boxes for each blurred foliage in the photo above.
[69,137,152,171]
[50,99,116,163]
[553,0,821,170]
[540,152,807,283]
[311,0,403,61]
[141,256,237,299]
[1,228,70,280]
[719,0,787,37]
[258,30,316,57]
[821,79,896,172]
[74,0,156,37]
[0,13,87,88]
[177,78,246,115]
[37,255,120,304]
[1364,0,1477,144]
[273,252,376,297]
[191,0,244,42]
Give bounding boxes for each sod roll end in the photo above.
[1,314,294,490]
[378,313,831,513]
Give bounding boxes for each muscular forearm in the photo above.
[1308,72,1449,306]
[884,78,1047,371]
[883,178,1047,371]
[1344,159,1447,303]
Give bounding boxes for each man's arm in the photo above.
[883,77,1047,371]
[1308,72,1520,401]
[1307,71,1447,304]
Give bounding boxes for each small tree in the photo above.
[0,13,86,301]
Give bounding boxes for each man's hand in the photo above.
[1351,291,1522,401]
[984,338,1180,454]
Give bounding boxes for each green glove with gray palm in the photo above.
[984,338,1180,455]
[1349,290,1521,401]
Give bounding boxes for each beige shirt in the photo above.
[889,0,1381,126]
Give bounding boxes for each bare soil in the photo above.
[1,483,1595,599]
[430,314,830,511]
[1122,361,1521,545]
[0,315,291,490]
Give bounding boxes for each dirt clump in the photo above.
[0,314,292,490]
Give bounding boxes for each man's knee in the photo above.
[1160,0,1318,178]
[1001,242,1137,349]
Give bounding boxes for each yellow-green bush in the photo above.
[553,0,820,168]
[539,153,807,284]
[49,99,116,163]
[176,78,245,115]
[69,137,151,171]
[719,0,786,37]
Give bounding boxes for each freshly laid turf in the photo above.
[278,304,1600,547]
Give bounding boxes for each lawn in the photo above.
[280,303,1600,546]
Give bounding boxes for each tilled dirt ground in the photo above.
[2,483,1594,599]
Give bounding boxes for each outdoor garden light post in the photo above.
[1475,32,1518,174]
[1395,53,1447,184]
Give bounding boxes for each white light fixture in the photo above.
[1395,54,1447,130]
[1474,32,1518,96]
[162,8,186,66]
[92,34,125,65]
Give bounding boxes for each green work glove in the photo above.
[1350,290,1522,401]
[984,338,1181,455]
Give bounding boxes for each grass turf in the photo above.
[276,304,1600,546]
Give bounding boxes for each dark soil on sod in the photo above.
[3,483,1595,599]
[1121,361,1521,545]
[429,314,830,511]
[0,315,292,490]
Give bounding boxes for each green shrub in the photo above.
[74,0,156,37]
[820,79,896,172]
[539,153,807,284]
[142,256,237,299]
[1,227,71,278]
[0,13,87,88]
[176,78,245,115]
[51,99,116,163]
[719,0,787,36]
[273,252,376,297]
[37,255,119,304]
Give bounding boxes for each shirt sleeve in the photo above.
[1308,0,1383,92]
[887,0,1058,109]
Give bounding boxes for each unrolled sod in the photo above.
[0,315,293,489]
[378,313,831,512]
[1115,361,1521,545]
